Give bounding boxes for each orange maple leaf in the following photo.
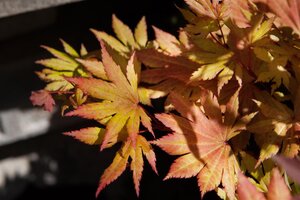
[95,135,157,197]
[153,91,255,199]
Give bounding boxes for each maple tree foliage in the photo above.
[153,91,255,199]
[30,0,300,199]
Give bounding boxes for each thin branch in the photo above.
[209,32,223,46]
[217,19,226,45]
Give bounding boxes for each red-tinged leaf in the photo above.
[138,107,154,136]
[63,127,104,145]
[222,154,239,200]
[164,153,204,180]
[96,140,131,197]
[224,0,254,28]
[155,92,251,199]
[197,145,228,197]
[267,168,292,200]
[237,172,266,200]
[156,112,202,136]
[96,135,156,197]
[152,132,192,156]
[137,49,200,84]
[130,136,158,196]
[143,147,157,174]
[253,0,300,35]
[134,17,148,47]
[141,67,194,84]
[130,144,144,196]
[137,48,200,70]
[126,109,140,146]
[200,90,222,122]
[145,79,206,106]
[152,26,182,56]
[30,90,55,112]
[76,58,107,80]
[273,156,300,185]
[169,92,221,135]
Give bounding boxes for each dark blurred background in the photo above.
[0,0,219,199]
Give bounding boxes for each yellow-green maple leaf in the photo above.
[248,91,299,165]
[91,15,148,57]
[66,42,153,150]
[36,40,89,92]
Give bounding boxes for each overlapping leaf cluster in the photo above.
[31,0,300,199]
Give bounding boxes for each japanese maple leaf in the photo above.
[184,0,226,20]
[95,135,157,197]
[91,15,148,57]
[237,168,295,200]
[152,26,182,56]
[223,0,255,28]
[137,48,210,103]
[253,0,300,35]
[153,91,255,199]
[137,48,201,84]
[185,35,238,94]
[64,127,157,197]
[227,14,275,77]
[249,90,300,165]
[30,90,55,112]
[35,40,89,92]
[66,42,153,150]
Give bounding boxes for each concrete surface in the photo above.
[0,0,83,18]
